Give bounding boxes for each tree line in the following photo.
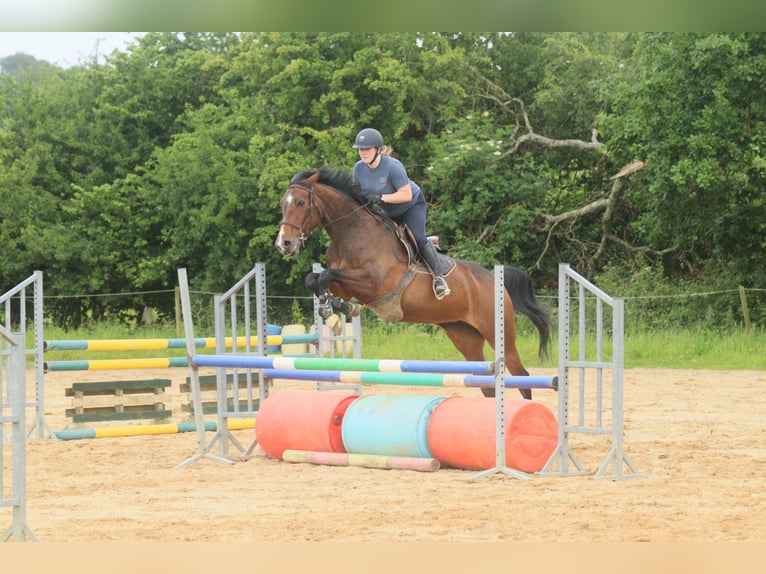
[1,32,764,329]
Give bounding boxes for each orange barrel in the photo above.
[426,396,558,472]
[256,390,359,459]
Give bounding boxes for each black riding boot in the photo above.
[420,241,451,300]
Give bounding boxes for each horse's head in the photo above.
[275,166,366,257]
[275,171,323,257]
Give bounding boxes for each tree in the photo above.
[0,53,55,74]
[603,33,766,286]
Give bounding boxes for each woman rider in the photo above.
[352,127,451,300]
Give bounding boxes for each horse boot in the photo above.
[420,240,451,300]
[317,291,334,319]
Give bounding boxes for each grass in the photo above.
[624,329,766,370]
[361,322,766,370]
[32,319,766,370]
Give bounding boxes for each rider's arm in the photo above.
[381,182,413,204]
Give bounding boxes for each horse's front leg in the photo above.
[304,272,332,317]
[304,271,363,319]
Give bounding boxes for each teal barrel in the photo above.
[341,394,447,458]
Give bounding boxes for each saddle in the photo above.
[354,218,456,322]
[395,225,455,273]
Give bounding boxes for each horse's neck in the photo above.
[323,202,403,261]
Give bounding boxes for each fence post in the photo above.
[738,286,751,332]
[175,286,182,337]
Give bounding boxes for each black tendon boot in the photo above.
[420,240,451,300]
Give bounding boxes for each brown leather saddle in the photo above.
[395,225,455,273]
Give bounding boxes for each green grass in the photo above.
[624,329,766,370]
[334,322,766,371]
[322,321,766,370]
[32,319,766,370]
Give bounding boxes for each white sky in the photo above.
[0,32,145,67]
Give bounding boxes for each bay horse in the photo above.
[275,166,551,399]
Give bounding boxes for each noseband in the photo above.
[280,182,316,247]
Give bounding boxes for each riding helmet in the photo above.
[353,128,384,149]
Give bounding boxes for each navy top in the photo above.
[353,155,424,218]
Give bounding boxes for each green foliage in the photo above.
[594,258,765,332]
[602,33,766,286]
[1,33,764,332]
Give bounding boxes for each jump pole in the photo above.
[53,418,254,441]
[282,449,440,472]
[262,368,557,389]
[44,333,318,352]
[192,355,498,373]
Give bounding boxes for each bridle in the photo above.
[279,180,379,247]
[279,182,316,248]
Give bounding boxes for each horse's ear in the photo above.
[305,171,321,184]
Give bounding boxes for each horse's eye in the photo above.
[296,199,306,207]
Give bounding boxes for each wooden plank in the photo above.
[66,403,168,416]
[182,372,252,391]
[69,379,171,393]
[68,394,166,409]
[69,409,173,423]
[65,379,171,423]
[181,398,258,415]
[180,373,258,415]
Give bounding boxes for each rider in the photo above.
[352,127,451,300]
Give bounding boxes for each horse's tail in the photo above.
[504,265,552,362]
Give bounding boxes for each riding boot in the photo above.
[420,240,451,300]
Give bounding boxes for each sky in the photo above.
[0,32,144,68]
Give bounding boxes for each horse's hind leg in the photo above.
[458,304,532,400]
[503,343,531,400]
[440,322,499,399]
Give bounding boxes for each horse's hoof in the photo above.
[345,301,363,317]
[324,314,342,336]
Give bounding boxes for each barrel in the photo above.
[426,396,558,472]
[341,394,447,458]
[280,324,309,355]
[256,390,359,459]
[266,324,282,354]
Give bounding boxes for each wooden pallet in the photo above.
[181,373,260,415]
[65,379,172,423]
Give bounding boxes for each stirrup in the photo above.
[433,277,451,301]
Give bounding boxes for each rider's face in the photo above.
[358,147,377,164]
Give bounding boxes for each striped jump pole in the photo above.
[53,418,255,441]
[282,450,440,472]
[264,368,558,390]
[44,357,189,371]
[192,354,496,374]
[44,334,318,352]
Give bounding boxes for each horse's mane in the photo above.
[290,165,368,206]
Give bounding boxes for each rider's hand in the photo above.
[368,194,383,205]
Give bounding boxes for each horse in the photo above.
[274,166,552,400]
